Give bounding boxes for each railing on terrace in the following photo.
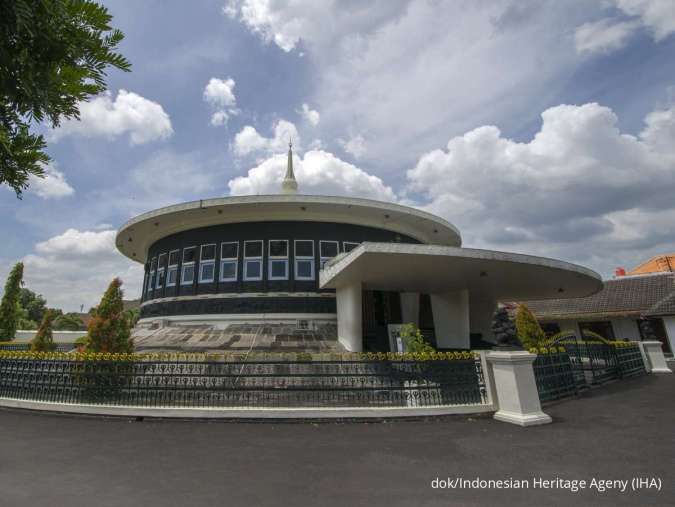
[0,352,488,409]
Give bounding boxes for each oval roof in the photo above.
[116,195,462,263]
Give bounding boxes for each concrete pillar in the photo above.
[640,341,672,373]
[430,290,470,349]
[486,350,552,426]
[400,292,420,326]
[663,316,675,355]
[336,283,363,352]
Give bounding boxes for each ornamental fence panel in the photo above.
[614,343,647,378]
[0,343,74,352]
[532,352,578,403]
[0,356,488,409]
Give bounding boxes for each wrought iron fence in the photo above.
[0,343,75,352]
[0,356,488,409]
[614,343,647,378]
[532,351,578,403]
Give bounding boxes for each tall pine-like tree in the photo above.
[0,262,24,340]
[31,309,57,352]
[87,278,133,353]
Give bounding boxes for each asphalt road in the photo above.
[1,372,673,507]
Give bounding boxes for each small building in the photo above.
[627,253,675,275]
[116,143,602,352]
[524,272,675,354]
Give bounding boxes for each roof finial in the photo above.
[282,137,298,195]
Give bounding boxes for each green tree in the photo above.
[399,323,435,353]
[123,307,140,328]
[1,0,131,197]
[54,312,85,330]
[87,278,133,353]
[16,304,38,330]
[0,262,24,340]
[18,287,47,323]
[31,308,56,351]
[515,304,546,350]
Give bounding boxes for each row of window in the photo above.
[145,240,360,294]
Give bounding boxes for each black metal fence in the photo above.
[0,355,488,409]
[534,341,648,403]
[0,343,75,352]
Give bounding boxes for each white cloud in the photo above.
[21,229,143,312]
[203,77,238,128]
[232,119,299,156]
[50,90,173,145]
[339,134,367,159]
[228,149,396,201]
[28,163,74,199]
[406,102,675,271]
[574,0,675,55]
[299,103,320,126]
[574,18,639,54]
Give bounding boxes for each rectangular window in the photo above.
[294,240,315,281]
[155,253,167,289]
[343,242,359,253]
[199,244,216,283]
[319,241,339,269]
[147,257,156,295]
[181,247,196,285]
[220,242,239,282]
[268,240,289,280]
[244,240,263,281]
[166,250,180,287]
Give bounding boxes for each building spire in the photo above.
[281,138,298,194]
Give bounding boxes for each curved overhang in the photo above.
[320,243,603,300]
[116,195,462,263]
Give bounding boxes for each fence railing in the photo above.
[532,350,578,403]
[0,343,74,352]
[0,355,488,409]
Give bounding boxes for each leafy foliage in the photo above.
[31,308,57,351]
[123,308,140,328]
[0,0,131,196]
[515,304,546,350]
[87,278,133,353]
[0,262,24,340]
[399,323,435,353]
[54,312,85,330]
[18,287,47,323]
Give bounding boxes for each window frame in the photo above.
[243,240,264,281]
[319,240,340,269]
[155,253,167,289]
[219,242,239,282]
[294,240,315,281]
[268,239,289,280]
[147,256,157,295]
[166,249,180,287]
[343,241,360,253]
[198,243,217,284]
[180,246,197,285]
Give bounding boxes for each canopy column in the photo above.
[430,290,470,349]
[336,282,363,352]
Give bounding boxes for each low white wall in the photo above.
[13,330,86,343]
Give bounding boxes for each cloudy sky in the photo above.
[1,0,675,311]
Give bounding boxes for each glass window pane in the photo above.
[167,268,177,285]
[158,253,167,266]
[200,263,215,281]
[245,260,261,279]
[168,250,180,265]
[245,241,263,257]
[320,242,338,258]
[221,242,238,259]
[296,260,313,278]
[150,257,157,270]
[344,242,359,253]
[271,259,287,278]
[269,240,288,257]
[295,240,313,257]
[182,264,195,283]
[183,248,196,263]
[201,244,216,260]
[220,261,237,280]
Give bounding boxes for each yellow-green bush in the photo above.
[515,304,545,349]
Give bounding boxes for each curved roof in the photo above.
[320,243,603,300]
[116,195,462,263]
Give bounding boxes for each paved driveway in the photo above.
[1,373,673,507]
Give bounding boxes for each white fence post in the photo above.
[640,341,672,373]
[486,350,552,426]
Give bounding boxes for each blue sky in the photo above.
[1,0,675,311]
